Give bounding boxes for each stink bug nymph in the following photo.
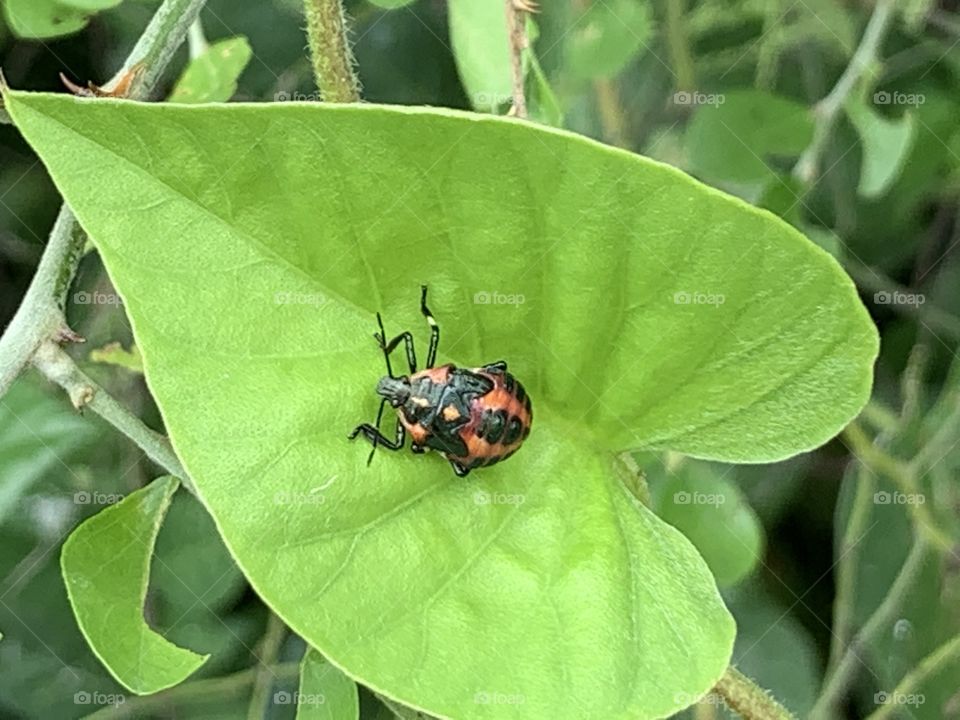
[349,287,532,477]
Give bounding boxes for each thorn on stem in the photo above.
[54,325,86,344]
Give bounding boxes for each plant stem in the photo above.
[824,462,877,678]
[188,18,209,60]
[712,666,796,720]
[864,633,960,720]
[594,78,628,148]
[665,0,695,91]
[302,0,360,102]
[0,0,208,400]
[82,662,300,719]
[843,422,956,557]
[246,613,289,720]
[793,0,896,183]
[811,537,930,719]
[31,341,194,494]
[504,0,528,118]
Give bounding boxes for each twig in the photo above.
[843,422,955,556]
[302,0,360,102]
[0,0,208,400]
[712,666,796,720]
[82,662,300,719]
[844,263,960,340]
[864,633,960,720]
[823,462,877,679]
[793,0,897,183]
[31,341,194,494]
[811,537,930,719]
[246,613,288,720]
[504,0,529,118]
[594,79,629,148]
[665,0,696,92]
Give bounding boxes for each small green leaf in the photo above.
[449,0,512,111]
[89,341,143,373]
[296,649,359,720]
[168,37,253,105]
[57,0,123,11]
[367,0,416,8]
[60,475,208,694]
[5,90,878,719]
[646,458,764,587]
[566,0,653,79]
[685,90,814,184]
[846,98,917,199]
[2,0,90,39]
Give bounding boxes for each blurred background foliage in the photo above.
[0,0,959,718]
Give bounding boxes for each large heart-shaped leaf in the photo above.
[4,90,877,719]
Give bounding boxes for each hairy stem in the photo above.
[864,634,960,720]
[31,341,193,493]
[303,0,360,102]
[712,666,796,720]
[0,0,208,399]
[794,0,896,182]
[811,537,930,719]
[504,0,528,118]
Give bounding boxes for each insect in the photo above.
[349,286,532,477]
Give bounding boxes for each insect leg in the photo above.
[481,361,508,374]
[348,419,405,455]
[374,313,417,375]
[448,459,470,478]
[420,285,440,368]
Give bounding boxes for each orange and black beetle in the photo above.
[349,287,532,476]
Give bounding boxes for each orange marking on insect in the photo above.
[442,405,461,422]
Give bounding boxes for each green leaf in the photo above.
[367,0,416,8]
[685,90,814,184]
[89,341,143,373]
[448,0,512,111]
[60,475,208,694]
[2,0,90,39]
[168,37,253,105]
[57,0,123,11]
[565,0,653,79]
[296,649,360,720]
[645,457,764,587]
[845,99,917,199]
[6,90,878,719]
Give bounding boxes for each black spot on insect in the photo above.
[515,381,526,405]
[480,409,508,443]
[504,416,523,445]
[503,374,515,394]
